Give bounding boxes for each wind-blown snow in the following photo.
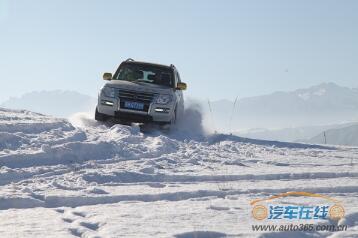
[0,107,357,237]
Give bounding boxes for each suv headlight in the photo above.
[102,86,116,98]
[155,94,172,104]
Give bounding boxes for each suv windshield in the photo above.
[113,63,173,87]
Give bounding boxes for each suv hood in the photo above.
[105,80,172,94]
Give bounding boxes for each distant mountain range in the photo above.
[0,90,96,118]
[203,82,358,132]
[306,124,358,146]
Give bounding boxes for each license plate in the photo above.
[124,101,144,110]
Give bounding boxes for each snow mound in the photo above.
[0,108,183,169]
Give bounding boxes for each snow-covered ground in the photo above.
[0,108,357,237]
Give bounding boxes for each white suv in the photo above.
[95,59,187,128]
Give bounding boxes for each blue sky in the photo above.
[0,0,357,102]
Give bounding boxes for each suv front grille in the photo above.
[118,89,156,103]
[118,89,157,112]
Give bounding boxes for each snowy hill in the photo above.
[205,83,358,131]
[0,108,357,237]
[308,124,358,146]
[235,122,358,143]
[0,90,96,118]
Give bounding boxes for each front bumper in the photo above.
[97,95,174,123]
[114,111,153,123]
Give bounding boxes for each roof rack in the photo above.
[126,58,134,62]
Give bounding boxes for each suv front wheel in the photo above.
[95,107,108,122]
[160,107,177,130]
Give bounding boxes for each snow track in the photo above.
[0,108,357,237]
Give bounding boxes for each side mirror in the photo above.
[103,72,113,81]
[176,82,187,90]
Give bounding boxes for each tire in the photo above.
[160,107,177,131]
[95,108,107,122]
[171,107,177,125]
[176,102,184,122]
